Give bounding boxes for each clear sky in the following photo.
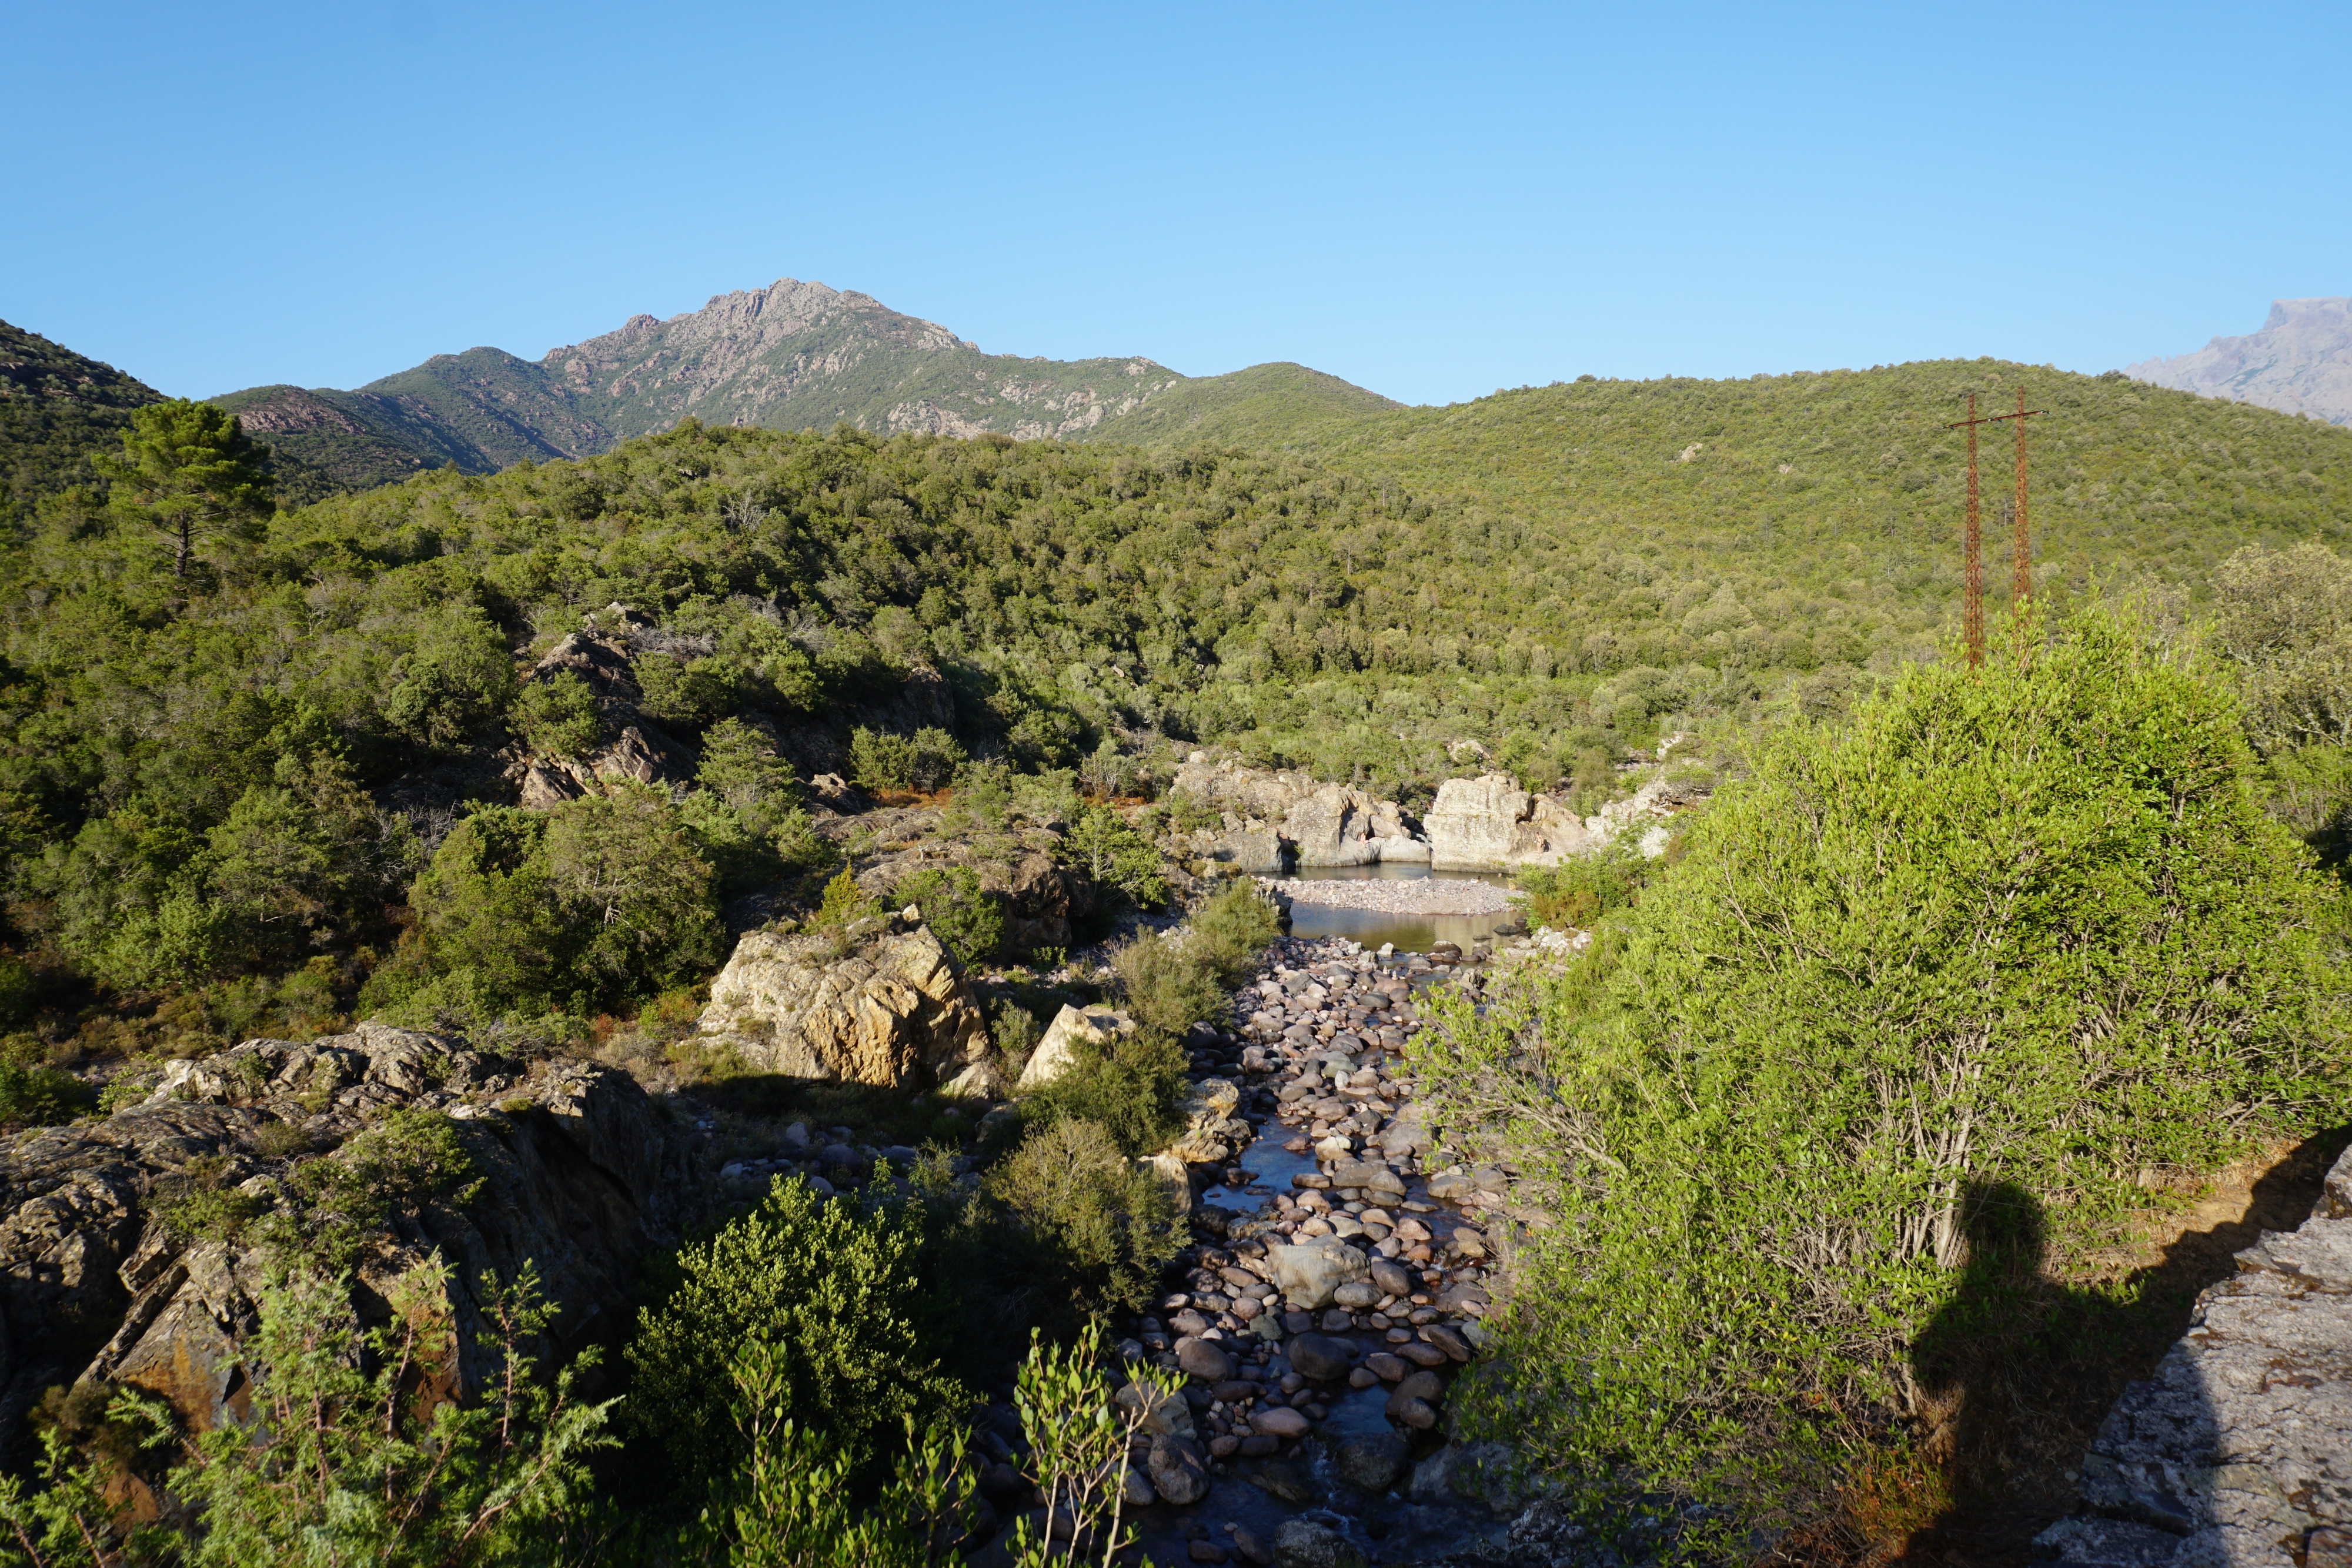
[5,1,2345,407]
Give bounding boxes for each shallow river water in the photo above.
[1279,865,1520,954]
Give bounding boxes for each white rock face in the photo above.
[1016,1005,1135,1091]
[1423,774,1533,870]
[696,921,989,1088]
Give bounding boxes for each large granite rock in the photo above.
[2035,1144,2352,1566]
[0,1023,683,1459]
[1171,757,1431,870]
[697,918,990,1088]
[1425,774,1533,871]
[1164,1079,1249,1164]
[1426,772,1695,870]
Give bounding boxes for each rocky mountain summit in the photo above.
[2129,298,2352,427]
[202,278,1396,488]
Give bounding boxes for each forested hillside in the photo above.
[1,320,164,521]
[3,363,2348,1045]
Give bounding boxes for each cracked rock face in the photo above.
[0,1022,685,1462]
[696,918,989,1088]
[2037,1144,2352,1567]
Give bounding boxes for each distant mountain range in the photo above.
[208,279,1402,487]
[2127,297,2352,426]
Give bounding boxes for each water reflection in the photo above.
[1202,1129,1319,1212]
[1281,864,1519,953]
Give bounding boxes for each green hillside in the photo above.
[1267,358,2352,664]
[358,347,614,463]
[1076,361,1402,447]
[1,319,164,520]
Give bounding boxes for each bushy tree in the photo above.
[374,788,719,1018]
[511,671,603,758]
[385,606,519,753]
[890,866,1002,967]
[1413,604,2351,1542]
[93,399,272,579]
[627,1176,968,1488]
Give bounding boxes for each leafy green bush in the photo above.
[372,787,721,1019]
[694,717,801,812]
[0,1259,615,1567]
[1109,929,1224,1040]
[0,1059,89,1127]
[627,1176,969,1488]
[382,604,519,753]
[850,726,963,793]
[512,670,603,758]
[1063,807,1170,911]
[636,654,742,731]
[890,865,1003,968]
[1186,880,1281,985]
[988,1118,1185,1315]
[1023,1028,1190,1157]
[1514,836,1651,929]
[1414,604,2352,1544]
[810,867,878,931]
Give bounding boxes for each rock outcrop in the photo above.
[695,916,991,1088]
[510,629,697,807]
[1425,771,1693,870]
[1172,758,1424,870]
[0,1023,682,1459]
[2035,1142,2352,1566]
[1174,755,1703,874]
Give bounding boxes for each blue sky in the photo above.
[5,1,2345,406]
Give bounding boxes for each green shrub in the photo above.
[627,1175,969,1488]
[373,787,721,1019]
[1110,929,1224,1040]
[297,1108,483,1231]
[694,717,801,813]
[1024,1029,1190,1157]
[1063,806,1170,911]
[1514,836,1651,930]
[1413,604,2352,1545]
[0,1259,615,1567]
[0,1061,89,1127]
[890,865,1003,967]
[988,1118,1185,1316]
[511,670,603,758]
[848,727,913,792]
[1187,880,1281,985]
[0,956,36,1025]
[810,867,878,931]
[849,726,963,794]
[636,654,742,731]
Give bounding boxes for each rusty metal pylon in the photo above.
[1947,387,2047,666]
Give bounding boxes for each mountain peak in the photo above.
[2129,297,2352,425]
